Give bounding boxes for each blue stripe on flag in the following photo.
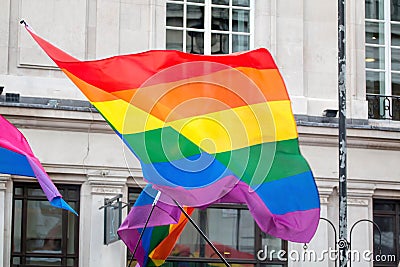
[252,171,319,215]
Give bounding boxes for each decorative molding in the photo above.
[347,197,369,206]
[0,174,11,191]
[315,181,336,205]
[87,170,128,195]
[0,109,111,134]
[1,107,399,150]
[347,186,375,198]
[299,132,400,151]
[42,163,142,178]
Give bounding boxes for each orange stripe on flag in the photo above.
[149,207,195,264]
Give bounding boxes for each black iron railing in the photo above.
[366,94,400,121]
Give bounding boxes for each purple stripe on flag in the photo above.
[154,176,320,243]
[27,157,61,201]
[118,227,147,264]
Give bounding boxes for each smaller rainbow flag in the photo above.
[118,185,193,267]
[0,115,76,214]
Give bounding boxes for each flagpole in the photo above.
[127,191,161,267]
[338,0,348,266]
[172,199,231,267]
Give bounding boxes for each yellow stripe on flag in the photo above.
[167,100,297,154]
[92,99,164,134]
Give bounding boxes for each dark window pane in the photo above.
[233,35,249,52]
[233,0,250,7]
[188,0,205,3]
[211,33,229,54]
[67,258,74,266]
[28,188,46,197]
[374,202,396,211]
[392,0,400,21]
[207,208,255,259]
[12,257,20,265]
[366,22,384,45]
[392,73,400,96]
[174,209,201,257]
[67,202,77,254]
[366,71,385,94]
[238,210,255,255]
[166,29,183,51]
[128,192,141,206]
[392,23,400,46]
[14,187,23,196]
[212,7,229,31]
[233,10,249,32]
[212,0,229,5]
[13,200,22,253]
[374,216,395,255]
[26,257,62,266]
[366,46,385,69]
[187,5,204,29]
[366,0,384,20]
[26,201,62,253]
[167,3,184,27]
[392,48,400,70]
[187,31,204,54]
[67,190,78,200]
[262,233,283,256]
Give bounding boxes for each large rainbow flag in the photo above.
[24,23,320,243]
[0,114,77,214]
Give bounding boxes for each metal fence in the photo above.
[367,94,400,121]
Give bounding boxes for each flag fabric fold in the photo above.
[0,115,77,214]
[23,24,320,243]
[118,185,193,267]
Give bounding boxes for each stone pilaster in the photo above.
[80,170,128,267]
[0,174,11,267]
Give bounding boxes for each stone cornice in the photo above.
[42,163,142,178]
[0,106,111,134]
[298,125,400,150]
[2,106,399,150]
[0,174,11,191]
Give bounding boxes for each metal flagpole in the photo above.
[127,191,161,267]
[338,0,348,266]
[172,199,231,267]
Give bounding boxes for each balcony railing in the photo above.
[366,94,400,121]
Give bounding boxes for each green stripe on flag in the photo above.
[215,138,311,185]
[123,127,202,164]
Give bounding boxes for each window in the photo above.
[126,187,143,265]
[373,199,399,266]
[166,204,287,266]
[166,0,252,55]
[11,183,80,267]
[365,0,400,120]
[127,190,286,266]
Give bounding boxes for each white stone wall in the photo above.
[0,1,399,267]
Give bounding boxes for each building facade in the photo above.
[0,0,399,266]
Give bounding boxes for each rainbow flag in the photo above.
[118,185,193,267]
[24,24,320,242]
[0,114,77,214]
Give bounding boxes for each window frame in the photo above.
[127,187,287,267]
[166,203,288,266]
[365,0,400,120]
[11,182,80,267]
[166,0,254,55]
[373,199,400,267]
